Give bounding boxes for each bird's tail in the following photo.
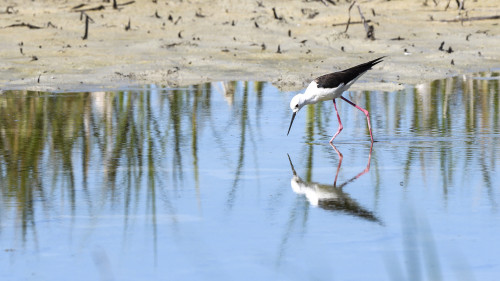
[338,56,385,77]
[370,56,385,64]
[359,56,385,69]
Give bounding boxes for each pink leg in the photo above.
[341,96,374,143]
[329,99,343,143]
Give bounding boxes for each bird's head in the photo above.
[287,93,306,136]
[289,94,306,113]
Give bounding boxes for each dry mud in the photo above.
[0,0,499,92]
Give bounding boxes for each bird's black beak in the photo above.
[287,112,296,136]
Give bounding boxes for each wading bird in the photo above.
[287,57,384,143]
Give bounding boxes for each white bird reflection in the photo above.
[288,144,381,223]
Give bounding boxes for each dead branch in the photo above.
[344,0,357,33]
[80,12,94,40]
[439,15,500,22]
[73,5,105,12]
[333,19,371,27]
[305,0,336,6]
[5,22,43,29]
[445,0,465,11]
[357,5,375,40]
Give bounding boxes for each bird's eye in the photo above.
[295,104,298,108]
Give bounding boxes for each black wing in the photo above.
[314,56,384,89]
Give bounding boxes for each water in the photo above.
[1,73,499,280]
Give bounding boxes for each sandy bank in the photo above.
[0,0,499,92]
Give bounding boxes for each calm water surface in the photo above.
[1,73,499,280]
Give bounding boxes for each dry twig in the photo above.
[440,15,500,22]
[344,1,357,33]
[357,5,375,40]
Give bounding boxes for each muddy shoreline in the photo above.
[0,0,499,92]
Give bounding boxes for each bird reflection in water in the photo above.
[287,144,381,223]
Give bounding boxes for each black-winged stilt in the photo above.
[286,150,379,222]
[287,56,384,143]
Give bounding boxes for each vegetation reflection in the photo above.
[0,73,498,242]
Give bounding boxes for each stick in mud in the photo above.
[445,0,465,11]
[73,5,104,12]
[333,20,371,27]
[18,42,24,55]
[438,41,445,51]
[71,4,85,10]
[344,1,357,33]
[125,18,131,31]
[6,22,43,29]
[83,15,89,39]
[81,12,94,40]
[357,5,375,40]
[440,15,500,22]
[272,7,282,21]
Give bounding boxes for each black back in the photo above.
[314,56,384,89]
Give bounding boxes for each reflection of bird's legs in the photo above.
[329,143,343,187]
[354,143,373,180]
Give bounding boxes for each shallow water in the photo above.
[1,73,499,280]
